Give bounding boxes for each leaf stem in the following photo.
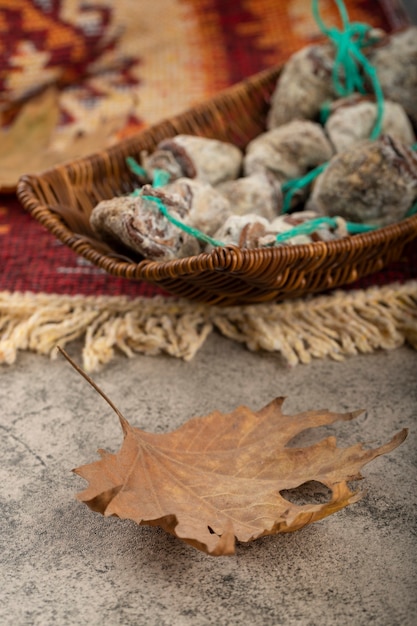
[57,346,128,428]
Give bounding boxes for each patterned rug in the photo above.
[1,0,416,369]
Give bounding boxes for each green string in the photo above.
[274,216,376,244]
[345,222,377,234]
[126,157,223,247]
[405,202,417,218]
[126,156,171,188]
[281,163,329,213]
[141,194,225,248]
[282,0,385,213]
[319,100,333,124]
[152,168,171,188]
[312,0,384,140]
[126,156,146,179]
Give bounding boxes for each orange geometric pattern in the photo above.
[0,0,85,60]
[0,0,120,108]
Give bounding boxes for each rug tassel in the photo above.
[212,283,417,366]
[0,283,416,371]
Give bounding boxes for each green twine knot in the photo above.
[127,157,224,248]
[313,0,384,140]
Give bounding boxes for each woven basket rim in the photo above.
[18,165,417,282]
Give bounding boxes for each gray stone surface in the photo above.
[1,335,416,626]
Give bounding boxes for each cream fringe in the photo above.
[0,282,416,371]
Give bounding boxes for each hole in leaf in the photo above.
[280,481,332,506]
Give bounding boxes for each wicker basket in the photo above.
[17,65,417,306]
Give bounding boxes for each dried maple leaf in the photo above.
[0,87,132,191]
[64,349,407,556]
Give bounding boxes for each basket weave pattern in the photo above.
[17,66,417,305]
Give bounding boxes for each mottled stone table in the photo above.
[1,335,416,625]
